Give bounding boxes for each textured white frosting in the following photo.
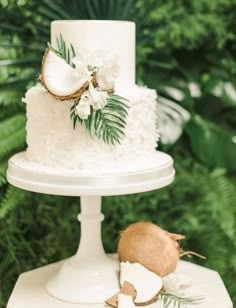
[24,85,159,173]
[51,20,135,88]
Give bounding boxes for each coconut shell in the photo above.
[135,291,161,306]
[105,281,136,308]
[118,222,185,277]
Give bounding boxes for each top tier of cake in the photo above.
[51,20,136,88]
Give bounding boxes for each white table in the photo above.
[7,258,233,308]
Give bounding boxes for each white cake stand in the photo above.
[7,151,175,304]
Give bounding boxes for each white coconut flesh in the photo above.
[120,262,163,304]
[42,50,87,96]
[118,294,136,308]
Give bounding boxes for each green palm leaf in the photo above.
[94,95,129,144]
[71,94,129,145]
[161,293,204,308]
[186,115,236,171]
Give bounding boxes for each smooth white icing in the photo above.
[51,20,135,88]
[24,85,159,172]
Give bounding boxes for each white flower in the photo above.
[162,273,192,297]
[88,82,108,110]
[72,56,93,83]
[75,91,91,120]
[71,49,119,91]
[96,61,119,91]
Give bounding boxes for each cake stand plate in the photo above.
[7,258,233,308]
[7,151,175,196]
[7,151,175,304]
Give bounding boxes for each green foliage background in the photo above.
[0,0,236,307]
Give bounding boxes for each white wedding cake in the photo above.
[23,20,159,173]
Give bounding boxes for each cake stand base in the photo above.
[46,196,120,303]
[7,258,233,308]
[47,254,119,303]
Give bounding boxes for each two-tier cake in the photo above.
[23,20,160,173]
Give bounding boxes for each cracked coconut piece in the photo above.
[120,262,163,305]
[106,281,137,308]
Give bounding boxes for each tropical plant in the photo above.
[0,0,236,307]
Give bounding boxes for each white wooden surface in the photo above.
[7,258,233,308]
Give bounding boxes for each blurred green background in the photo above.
[0,0,236,307]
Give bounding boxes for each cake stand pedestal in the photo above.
[7,151,175,305]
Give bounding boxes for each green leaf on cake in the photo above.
[94,94,129,144]
[47,34,76,67]
[70,94,129,145]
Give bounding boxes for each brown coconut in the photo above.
[118,222,185,277]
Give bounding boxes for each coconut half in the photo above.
[118,222,185,276]
[120,262,163,305]
[40,49,90,100]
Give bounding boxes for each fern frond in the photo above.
[0,89,22,107]
[0,159,8,186]
[0,114,26,139]
[205,170,236,241]
[0,127,26,159]
[0,186,28,219]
